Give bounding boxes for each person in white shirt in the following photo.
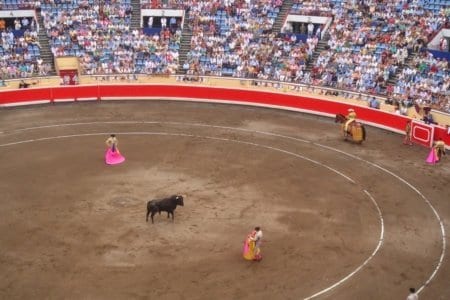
[105,134,119,152]
[406,287,418,300]
[147,16,153,28]
[307,22,314,36]
[250,226,263,261]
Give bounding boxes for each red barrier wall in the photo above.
[1,84,449,146]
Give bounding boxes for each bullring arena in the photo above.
[0,79,449,300]
[1,0,450,297]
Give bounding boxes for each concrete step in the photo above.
[36,14,55,72]
[130,0,141,29]
[304,39,329,72]
[177,24,193,74]
[386,53,417,86]
[272,0,294,34]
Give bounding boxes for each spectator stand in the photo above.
[184,0,284,78]
[141,8,184,56]
[282,15,331,40]
[0,9,43,79]
[393,50,449,114]
[141,8,184,32]
[38,0,181,75]
[0,0,36,10]
[0,0,448,117]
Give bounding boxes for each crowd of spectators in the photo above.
[290,0,334,17]
[295,0,449,112]
[0,0,448,113]
[183,0,320,83]
[0,0,37,10]
[392,50,449,113]
[39,0,180,75]
[180,0,448,112]
[141,0,189,10]
[308,0,446,90]
[0,13,51,79]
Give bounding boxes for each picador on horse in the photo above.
[335,108,366,143]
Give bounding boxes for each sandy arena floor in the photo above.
[0,100,449,300]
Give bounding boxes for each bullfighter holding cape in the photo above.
[105,134,125,165]
[243,227,263,261]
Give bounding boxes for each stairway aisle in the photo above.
[177,10,192,75]
[304,38,328,73]
[36,13,55,75]
[272,0,293,34]
[387,52,417,86]
[130,0,141,29]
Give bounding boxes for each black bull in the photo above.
[146,195,184,224]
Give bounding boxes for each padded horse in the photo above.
[335,114,366,143]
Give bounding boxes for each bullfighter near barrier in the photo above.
[427,138,447,164]
[434,138,446,162]
[335,109,366,144]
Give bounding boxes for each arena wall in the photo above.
[0,83,449,148]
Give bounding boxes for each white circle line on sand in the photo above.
[0,132,353,183]
[304,189,384,300]
[0,131,385,298]
[1,121,313,144]
[0,121,444,297]
[314,143,446,295]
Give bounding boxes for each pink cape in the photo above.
[426,147,438,164]
[105,148,125,165]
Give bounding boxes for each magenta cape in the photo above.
[426,147,438,164]
[105,148,125,165]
